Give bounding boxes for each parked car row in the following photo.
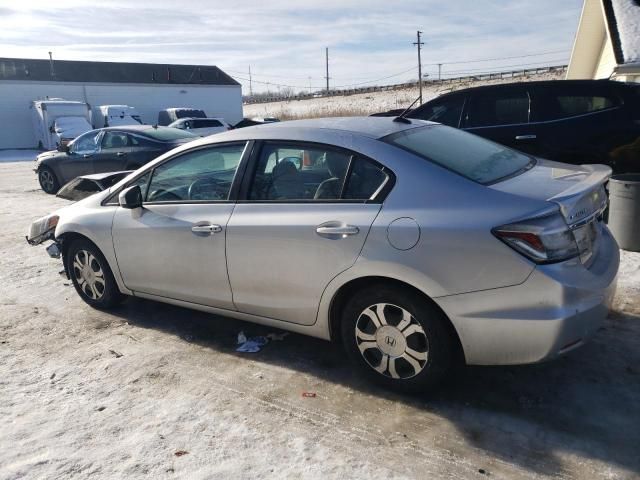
[27,116,618,392]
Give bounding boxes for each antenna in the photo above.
[392,95,422,124]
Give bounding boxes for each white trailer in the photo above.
[31,99,92,150]
[95,105,144,128]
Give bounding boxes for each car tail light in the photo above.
[493,211,580,264]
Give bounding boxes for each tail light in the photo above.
[492,211,580,264]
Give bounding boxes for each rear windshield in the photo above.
[384,125,533,184]
[142,127,198,141]
[175,109,206,119]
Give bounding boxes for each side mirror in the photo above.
[58,144,70,153]
[119,185,142,209]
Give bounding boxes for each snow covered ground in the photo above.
[1,159,639,479]
[244,70,565,119]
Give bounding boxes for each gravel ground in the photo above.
[1,157,639,480]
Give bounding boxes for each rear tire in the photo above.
[38,167,59,194]
[65,239,125,310]
[341,284,452,393]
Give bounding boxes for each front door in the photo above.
[226,141,392,325]
[58,130,101,182]
[462,86,539,155]
[112,142,248,308]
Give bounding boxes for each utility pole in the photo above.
[325,47,330,92]
[48,51,55,78]
[308,76,312,94]
[413,31,424,103]
[248,66,253,97]
[438,63,442,81]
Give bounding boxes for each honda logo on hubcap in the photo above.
[385,336,396,347]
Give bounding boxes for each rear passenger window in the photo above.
[196,119,223,128]
[543,94,619,120]
[248,143,389,201]
[412,96,465,127]
[465,91,530,127]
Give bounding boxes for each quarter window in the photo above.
[540,93,620,121]
[465,91,530,127]
[248,143,389,201]
[145,143,245,202]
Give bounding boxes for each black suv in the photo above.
[404,80,640,173]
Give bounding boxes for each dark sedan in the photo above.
[35,125,198,193]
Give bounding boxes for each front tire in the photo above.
[65,239,124,309]
[38,167,59,194]
[341,285,452,393]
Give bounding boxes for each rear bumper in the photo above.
[436,227,619,365]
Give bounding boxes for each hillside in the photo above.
[243,69,566,120]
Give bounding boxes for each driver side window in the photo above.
[145,143,246,203]
[70,131,100,155]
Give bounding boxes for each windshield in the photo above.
[384,125,533,184]
[142,127,198,141]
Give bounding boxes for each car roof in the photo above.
[100,125,174,134]
[426,79,633,101]
[215,116,432,141]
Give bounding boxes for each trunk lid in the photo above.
[491,159,609,226]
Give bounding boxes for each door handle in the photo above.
[116,152,127,157]
[82,154,92,158]
[515,134,537,140]
[316,224,359,238]
[191,224,223,235]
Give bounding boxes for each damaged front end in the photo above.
[26,213,61,258]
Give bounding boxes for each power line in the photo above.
[226,49,570,84]
[423,49,570,66]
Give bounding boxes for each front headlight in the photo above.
[26,214,59,245]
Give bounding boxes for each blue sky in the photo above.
[0,0,584,93]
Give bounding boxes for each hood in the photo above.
[490,159,610,226]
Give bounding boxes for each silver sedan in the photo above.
[27,117,619,392]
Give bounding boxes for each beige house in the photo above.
[567,0,640,82]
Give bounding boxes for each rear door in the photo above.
[226,141,392,326]
[126,134,168,169]
[531,83,629,167]
[462,85,537,154]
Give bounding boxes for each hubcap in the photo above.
[72,250,105,300]
[40,170,54,191]
[355,303,429,379]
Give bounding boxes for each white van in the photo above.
[31,99,93,150]
[96,105,144,128]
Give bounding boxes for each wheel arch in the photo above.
[328,276,466,365]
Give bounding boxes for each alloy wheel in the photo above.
[39,170,55,192]
[355,303,429,379]
[72,250,106,300]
